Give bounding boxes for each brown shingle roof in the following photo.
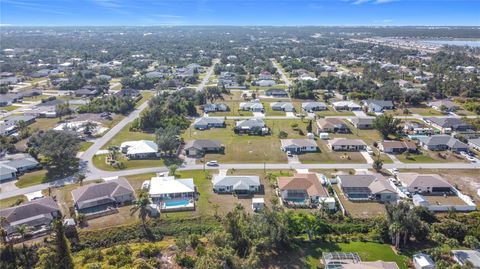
[277,173,327,197]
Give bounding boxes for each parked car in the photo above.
[287,151,293,157]
[207,160,219,166]
[366,147,374,155]
[466,155,476,162]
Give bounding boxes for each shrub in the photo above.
[278,130,288,139]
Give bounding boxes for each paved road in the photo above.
[271,58,291,86]
[197,58,219,92]
[1,161,478,200]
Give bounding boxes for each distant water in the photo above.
[420,40,480,47]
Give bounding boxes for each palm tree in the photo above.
[15,225,29,240]
[130,191,151,230]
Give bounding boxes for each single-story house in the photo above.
[349,117,374,129]
[149,176,196,203]
[302,102,327,112]
[240,100,264,112]
[323,252,400,269]
[0,197,60,240]
[234,118,269,135]
[74,87,99,97]
[379,140,417,154]
[0,164,17,182]
[193,117,225,130]
[363,100,394,112]
[417,135,469,152]
[468,138,480,151]
[120,140,159,159]
[114,88,140,99]
[270,101,295,112]
[255,79,276,87]
[71,177,135,215]
[332,101,361,111]
[413,254,435,269]
[396,173,453,194]
[451,250,480,268]
[212,174,260,195]
[316,118,349,134]
[265,89,288,97]
[277,173,333,207]
[337,174,398,202]
[424,117,472,133]
[0,156,39,173]
[281,139,318,153]
[203,103,228,113]
[2,115,37,126]
[184,139,223,157]
[328,138,367,151]
[428,100,459,112]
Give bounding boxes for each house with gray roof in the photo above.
[234,118,269,135]
[203,103,228,113]
[71,177,135,217]
[184,139,223,157]
[239,100,264,112]
[0,164,17,182]
[193,117,225,130]
[270,101,295,112]
[337,174,397,202]
[363,100,394,112]
[0,154,39,173]
[452,250,480,268]
[348,117,374,129]
[468,138,480,151]
[281,139,318,153]
[328,138,367,151]
[425,117,471,133]
[302,102,327,112]
[265,88,288,97]
[428,99,459,112]
[418,135,469,152]
[0,197,60,240]
[396,173,453,194]
[212,174,261,195]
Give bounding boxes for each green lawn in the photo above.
[262,101,287,116]
[135,90,155,108]
[296,241,408,269]
[0,195,26,209]
[92,154,166,171]
[249,84,288,91]
[29,118,61,132]
[79,141,94,152]
[182,119,312,163]
[298,140,367,164]
[396,150,466,163]
[21,95,50,102]
[101,123,155,149]
[15,170,47,188]
[316,106,355,116]
[0,105,19,112]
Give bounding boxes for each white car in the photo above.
[286,151,293,157]
[366,147,374,155]
[206,160,219,166]
[460,151,469,157]
[466,156,476,162]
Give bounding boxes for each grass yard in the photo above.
[333,185,387,218]
[92,154,166,171]
[262,101,286,116]
[407,107,444,116]
[15,170,47,188]
[101,123,155,149]
[249,84,288,91]
[29,118,61,132]
[135,90,155,108]
[292,241,408,269]
[182,119,313,163]
[21,95,50,102]
[396,150,466,163]
[0,105,20,112]
[0,195,26,209]
[79,141,94,152]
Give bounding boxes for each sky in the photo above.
[1,0,479,26]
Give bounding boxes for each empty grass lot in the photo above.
[333,185,387,219]
[292,241,408,269]
[396,150,466,163]
[182,119,312,163]
[0,105,20,112]
[15,170,47,188]
[298,140,367,164]
[101,123,155,149]
[316,106,355,116]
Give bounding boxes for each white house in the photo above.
[149,176,196,203]
[280,139,318,153]
[413,254,435,269]
[332,101,361,111]
[239,100,264,112]
[120,140,159,159]
[212,175,261,195]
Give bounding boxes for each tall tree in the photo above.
[52,219,74,269]
[130,190,151,230]
[373,114,402,139]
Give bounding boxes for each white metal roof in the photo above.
[149,176,195,196]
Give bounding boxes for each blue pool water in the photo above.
[285,198,306,203]
[164,199,190,207]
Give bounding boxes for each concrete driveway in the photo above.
[353,110,367,117]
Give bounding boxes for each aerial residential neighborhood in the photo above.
[1,2,480,268]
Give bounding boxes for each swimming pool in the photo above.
[285,197,306,203]
[164,199,190,207]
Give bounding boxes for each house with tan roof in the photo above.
[337,174,397,202]
[328,138,367,151]
[0,197,60,240]
[277,173,333,208]
[316,118,350,134]
[396,173,453,194]
[71,177,135,217]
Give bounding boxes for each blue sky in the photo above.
[1,0,479,26]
